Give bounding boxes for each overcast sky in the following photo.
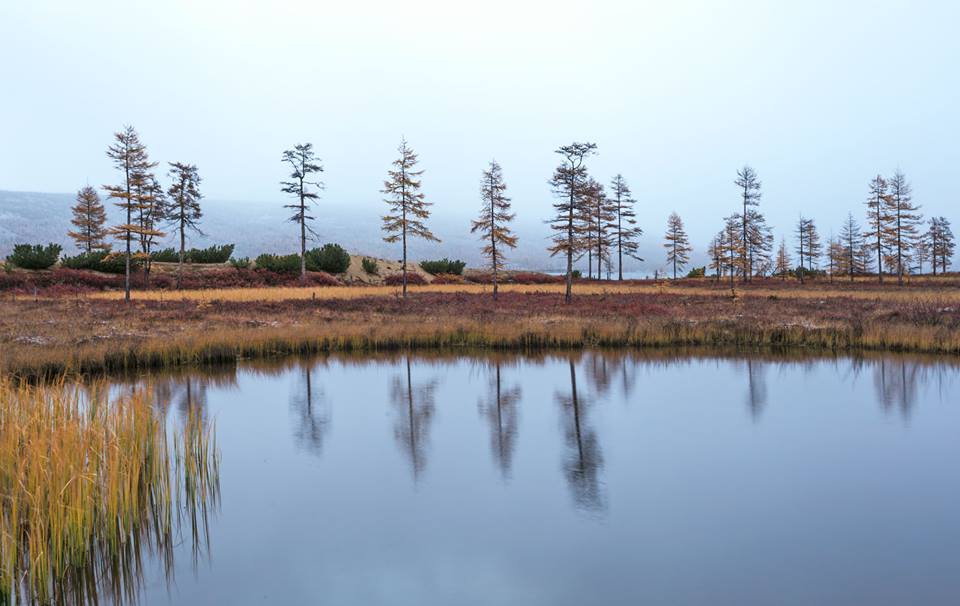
[1,0,957,257]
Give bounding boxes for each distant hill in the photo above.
[0,189,657,274]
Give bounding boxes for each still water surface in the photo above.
[119,351,959,605]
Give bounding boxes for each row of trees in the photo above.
[696,166,955,285]
[69,128,954,303]
[279,138,645,301]
[68,126,204,298]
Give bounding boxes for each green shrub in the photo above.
[571,269,582,280]
[190,244,234,263]
[229,257,251,269]
[420,258,466,276]
[150,248,180,262]
[255,253,302,273]
[151,244,234,264]
[686,266,706,278]
[61,250,138,274]
[6,243,62,270]
[305,243,350,274]
[361,257,379,275]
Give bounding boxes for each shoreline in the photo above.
[2,284,959,378]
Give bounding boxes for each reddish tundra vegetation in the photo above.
[2,276,959,377]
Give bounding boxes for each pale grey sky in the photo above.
[1,0,957,264]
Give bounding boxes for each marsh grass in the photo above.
[0,379,219,605]
[84,280,960,304]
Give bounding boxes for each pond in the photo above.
[63,352,960,604]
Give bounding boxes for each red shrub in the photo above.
[430,273,466,284]
[510,272,565,285]
[384,272,427,286]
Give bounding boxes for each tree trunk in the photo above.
[178,216,185,290]
[299,181,307,285]
[490,188,498,301]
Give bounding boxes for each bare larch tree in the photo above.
[840,212,866,281]
[548,142,596,303]
[471,160,517,300]
[167,162,204,289]
[884,170,922,285]
[864,175,891,283]
[68,186,109,253]
[608,174,642,280]
[927,217,955,275]
[281,143,324,283]
[382,138,439,299]
[663,212,692,279]
[734,165,762,281]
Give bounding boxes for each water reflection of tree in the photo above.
[556,358,606,513]
[290,363,330,455]
[390,356,438,480]
[744,359,768,421]
[873,358,921,418]
[585,352,614,397]
[477,361,521,479]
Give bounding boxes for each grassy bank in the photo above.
[1,281,959,377]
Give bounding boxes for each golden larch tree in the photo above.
[382,138,439,299]
[103,125,157,302]
[68,186,109,253]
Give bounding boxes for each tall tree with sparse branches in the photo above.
[840,212,866,281]
[382,138,439,299]
[471,160,517,300]
[774,239,791,280]
[884,170,922,285]
[548,142,596,303]
[167,162,204,289]
[863,175,891,283]
[735,165,762,281]
[927,217,955,275]
[663,212,692,279]
[136,174,168,284]
[608,174,642,280]
[281,143,324,283]
[584,178,615,280]
[104,125,156,302]
[68,186,109,253]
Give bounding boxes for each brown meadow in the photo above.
[1,278,958,377]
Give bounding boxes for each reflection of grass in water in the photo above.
[0,378,219,605]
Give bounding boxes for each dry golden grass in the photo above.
[85,281,960,304]
[0,379,219,604]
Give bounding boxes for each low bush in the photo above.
[6,243,62,270]
[150,248,180,262]
[510,272,565,285]
[305,244,350,274]
[190,244,235,263]
[686,266,706,279]
[420,258,466,276]
[361,257,379,275]
[151,244,235,264]
[431,273,466,284]
[255,253,302,274]
[61,250,138,274]
[384,272,427,286]
[230,257,252,269]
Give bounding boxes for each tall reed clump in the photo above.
[0,378,219,606]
